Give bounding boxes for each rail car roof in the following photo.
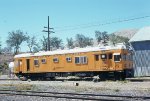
[14,44,126,58]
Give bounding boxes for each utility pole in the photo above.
[42,16,54,51]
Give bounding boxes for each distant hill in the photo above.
[113,29,139,39]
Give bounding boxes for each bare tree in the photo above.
[6,30,28,54]
[109,34,118,45]
[102,31,109,45]
[33,43,41,52]
[109,33,129,45]
[41,36,63,51]
[41,36,47,51]
[75,34,93,48]
[66,37,74,49]
[84,37,93,46]
[51,37,63,50]
[95,31,102,44]
[95,31,109,45]
[75,34,85,48]
[26,36,37,52]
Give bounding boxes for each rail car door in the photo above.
[26,59,30,71]
[108,53,113,70]
[100,54,109,70]
[94,54,101,69]
[113,53,122,70]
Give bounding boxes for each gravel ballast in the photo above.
[0,76,150,101]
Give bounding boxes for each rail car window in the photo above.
[109,53,112,59]
[34,59,39,66]
[114,55,121,62]
[53,58,59,63]
[80,56,88,64]
[41,59,46,64]
[95,55,99,61]
[84,56,88,64]
[75,57,80,64]
[101,54,107,59]
[75,56,88,64]
[66,57,72,62]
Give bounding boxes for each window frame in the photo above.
[34,59,39,66]
[66,57,72,62]
[80,56,88,64]
[114,55,121,62]
[75,56,88,64]
[53,57,59,63]
[41,58,46,64]
[75,56,80,64]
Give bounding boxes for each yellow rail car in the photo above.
[14,44,133,80]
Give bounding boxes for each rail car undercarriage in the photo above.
[16,69,134,81]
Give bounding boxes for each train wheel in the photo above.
[121,72,126,80]
[50,77,55,80]
[114,72,120,81]
[115,72,125,81]
[99,73,107,81]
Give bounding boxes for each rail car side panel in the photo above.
[14,49,133,74]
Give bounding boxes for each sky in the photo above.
[0,0,150,52]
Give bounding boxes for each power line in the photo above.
[54,15,150,32]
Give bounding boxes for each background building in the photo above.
[129,26,150,77]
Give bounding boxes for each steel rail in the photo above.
[0,90,150,101]
[0,90,150,99]
[0,92,123,101]
[0,79,19,81]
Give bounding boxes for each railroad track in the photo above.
[0,90,150,101]
[0,79,19,81]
